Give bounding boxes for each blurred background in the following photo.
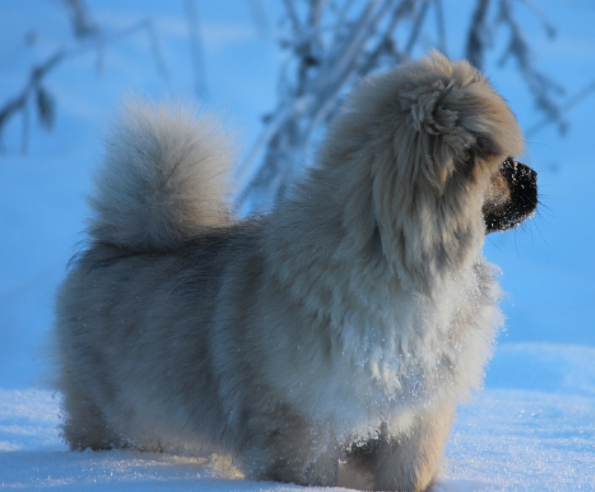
[1,0,594,390]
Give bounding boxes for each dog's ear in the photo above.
[397,53,523,184]
[408,83,461,139]
[408,84,502,155]
[404,80,520,186]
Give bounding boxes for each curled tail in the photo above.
[88,100,235,251]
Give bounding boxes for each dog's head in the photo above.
[358,51,539,237]
[321,51,538,267]
[483,157,538,234]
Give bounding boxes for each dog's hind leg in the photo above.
[59,376,125,451]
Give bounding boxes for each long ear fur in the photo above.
[346,51,524,189]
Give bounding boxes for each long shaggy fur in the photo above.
[89,100,234,249]
[54,52,534,492]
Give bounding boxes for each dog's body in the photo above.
[55,53,537,491]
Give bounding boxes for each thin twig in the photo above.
[184,0,207,98]
[282,0,301,33]
[527,81,595,136]
[60,0,99,39]
[235,0,417,212]
[404,0,431,55]
[0,18,168,153]
[497,0,564,132]
[516,0,556,38]
[434,0,447,54]
[236,0,572,214]
[0,50,64,152]
[466,0,491,69]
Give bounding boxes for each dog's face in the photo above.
[483,157,538,234]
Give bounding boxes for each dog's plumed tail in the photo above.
[88,100,235,251]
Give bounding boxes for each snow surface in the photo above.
[1,1,595,490]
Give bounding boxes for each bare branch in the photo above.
[517,0,556,39]
[404,0,431,55]
[433,0,447,54]
[237,0,571,214]
[60,0,99,39]
[184,0,207,98]
[0,51,64,152]
[235,0,425,213]
[0,14,168,153]
[282,0,302,33]
[466,0,491,70]
[497,0,565,133]
[527,80,595,137]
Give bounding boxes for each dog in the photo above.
[54,52,537,492]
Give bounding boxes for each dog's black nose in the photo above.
[512,161,538,218]
[484,158,538,234]
[516,161,537,184]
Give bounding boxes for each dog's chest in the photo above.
[289,268,496,432]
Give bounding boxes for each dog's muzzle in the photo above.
[484,158,538,234]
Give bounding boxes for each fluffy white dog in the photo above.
[54,52,537,491]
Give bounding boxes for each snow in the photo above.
[1,1,595,490]
[2,366,594,491]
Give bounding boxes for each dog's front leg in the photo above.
[376,407,455,492]
[346,406,455,492]
[240,408,339,486]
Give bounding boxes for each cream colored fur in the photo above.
[54,52,528,492]
[89,100,235,249]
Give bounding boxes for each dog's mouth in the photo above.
[483,158,538,234]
